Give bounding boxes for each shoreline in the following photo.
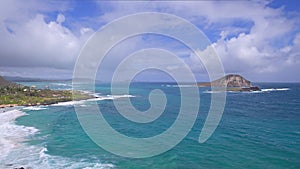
[0,106,23,114]
[0,89,96,109]
[0,97,95,110]
[0,108,115,169]
[0,104,18,109]
[0,93,136,110]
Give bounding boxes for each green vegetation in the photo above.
[0,85,93,106]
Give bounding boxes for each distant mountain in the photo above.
[3,76,71,82]
[0,76,18,87]
[2,76,105,83]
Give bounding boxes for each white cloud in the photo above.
[94,1,299,81]
[155,1,299,81]
[56,13,65,24]
[284,33,300,65]
[0,0,94,78]
[1,14,81,68]
[0,0,299,81]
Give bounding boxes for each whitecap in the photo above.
[106,94,135,99]
[2,143,115,169]
[203,90,225,94]
[51,100,86,106]
[87,94,135,102]
[23,106,48,111]
[0,110,38,164]
[261,88,290,92]
[173,85,196,88]
[92,93,102,98]
[50,83,72,87]
[51,94,136,107]
[203,88,290,94]
[0,109,115,169]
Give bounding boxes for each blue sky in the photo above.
[0,0,299,82]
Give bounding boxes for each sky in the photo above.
[0,0,299,82]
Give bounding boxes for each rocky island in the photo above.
[0,76,93,108]
[198,74,261,92]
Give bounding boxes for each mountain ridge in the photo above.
[0,76,18,87]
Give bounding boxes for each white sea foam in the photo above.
[248,90,264,93]
[163,84,195,88]
[166,84,196,88]
[0,110,38,164]
[242,88,290,94]
[203,88,290,94]
[85,94,135,103]
[104,94,135,99]
[203,90,225,94]
[92,93,102,97]
[0,109,115,169]
[261,88,290,92]
[22,106,48,111]
[51,100,86,106]
[2,144,114,169]
[51,94,135,107]
[28,146,114,169]
[51,83,72,87]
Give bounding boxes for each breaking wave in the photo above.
[51,94,135,107]
[0,109,114,169]
[203,88,290,94]
[261,88,290,92]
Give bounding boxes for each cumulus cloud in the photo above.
[0,13,88,69]
[95,1,300,81]
[56,13,65,24]
[0,0,94,78]
[182,1,300,81]
[0,0,299,81]
[155,1,299,81]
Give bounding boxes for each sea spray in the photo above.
[0,109,38,167]
[0,109,114,169]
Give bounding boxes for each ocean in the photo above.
[0,81,299,169]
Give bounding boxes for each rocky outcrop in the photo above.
[198,74,260,91]
[211,74,252,87]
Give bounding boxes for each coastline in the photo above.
[0,93,136,110]
[0,97,94,110]
[0,93,126,169]
[0,104,18,109]
[0,89,96,109]
[0,82,298,169]
[0,106,23,114]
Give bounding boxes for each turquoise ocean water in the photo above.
[0,82,299,169]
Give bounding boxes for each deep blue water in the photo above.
[1,82,299,169]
